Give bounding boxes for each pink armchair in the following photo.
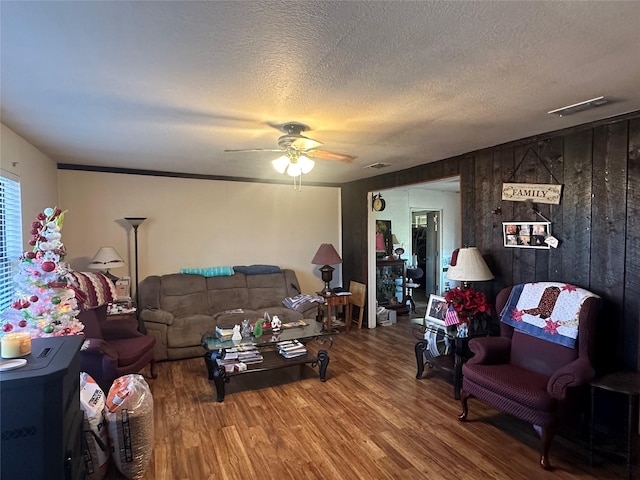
[77,304,157,392]
[458,283,600,469]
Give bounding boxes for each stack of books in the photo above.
[215,346,263,372]
[234,345,263,364]
[215,326,234,340]
[277,340,308,359]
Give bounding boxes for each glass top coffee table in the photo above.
[202,321,334,402]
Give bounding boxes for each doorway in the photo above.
[412,210,440,296]
[366,177,461,328]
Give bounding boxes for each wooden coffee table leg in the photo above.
[317,350,329,382]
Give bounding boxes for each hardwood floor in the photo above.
[106,314,629,480]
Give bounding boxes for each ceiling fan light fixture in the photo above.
[287,162,302,177]
[271,155,290,174]
[298,155,315,174]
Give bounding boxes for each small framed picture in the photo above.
[425,294,447,324]
[503,222,550,249]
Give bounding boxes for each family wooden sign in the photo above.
[501,183,562,205]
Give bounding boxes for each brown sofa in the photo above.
[138,268,318,360]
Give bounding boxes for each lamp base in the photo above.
[319,264,335,296]
[103,270,119,282]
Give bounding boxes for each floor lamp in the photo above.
[124,217,146,329]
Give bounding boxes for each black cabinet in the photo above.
[1,335,85,480]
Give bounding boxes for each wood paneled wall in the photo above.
[342,112,640,371]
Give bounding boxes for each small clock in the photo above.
[372,194,386,211]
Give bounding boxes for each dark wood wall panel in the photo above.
[590,122,629,367]
[490,148,515,292]
[542,137,565,282]
[561,129,593,289]
[625,119,640,370]
[342,111,639,369]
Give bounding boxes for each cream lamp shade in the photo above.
[446,247,493,288]
[88,247,125,281]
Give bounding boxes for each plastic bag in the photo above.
[105,374,154,480]
[80,372,110,480]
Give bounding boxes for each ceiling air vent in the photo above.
[364,162,391,170]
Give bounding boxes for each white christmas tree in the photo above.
[0,207,84,337]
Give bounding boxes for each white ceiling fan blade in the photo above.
[306,150,356,163]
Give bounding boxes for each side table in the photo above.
[590,371,640,480]
[415,335,469,400]
[317,292,352,332]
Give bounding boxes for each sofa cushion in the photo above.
[247,273,289,310]
[168,314,217,348]
[206,273,250,312]
[159,273,210,316]
[462,362,555,412]
[214,310,259,328]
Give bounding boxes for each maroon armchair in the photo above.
[458,283,600,469]
[77,304,157,392]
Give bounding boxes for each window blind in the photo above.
[0,173,22,312]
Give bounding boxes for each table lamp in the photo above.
[88,246,126,281]
[311,243,343,295]
[445,247,493,289]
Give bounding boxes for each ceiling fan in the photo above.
[224,122,356,180]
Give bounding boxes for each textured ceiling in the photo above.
[1,1,639,184]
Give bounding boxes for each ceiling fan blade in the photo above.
[224,148,285,153]
[291,136,322,150]
[306,150,356,163]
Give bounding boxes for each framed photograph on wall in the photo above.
[425,294,447,324]
[503,222,550,249]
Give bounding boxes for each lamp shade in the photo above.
[446,247,493,282]
[88,247,125,270]
[391,234,399,245]
[311,243,343,265]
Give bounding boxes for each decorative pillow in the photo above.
[180,266,234,277]
[69,271,118,309]
[233,265,282,275]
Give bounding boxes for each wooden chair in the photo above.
[349,281,366,329]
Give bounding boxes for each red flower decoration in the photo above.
[562,284,577,292]
[444,287,491,324]
[511,308,524,322]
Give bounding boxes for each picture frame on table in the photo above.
[115,276,131,300]
[502,221,551,249]
[425,294,447,324]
